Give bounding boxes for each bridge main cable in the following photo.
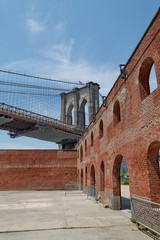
[0,69,85,85]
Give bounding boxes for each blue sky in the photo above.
[0,0,159,149]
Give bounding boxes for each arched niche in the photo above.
[113,100,121,126]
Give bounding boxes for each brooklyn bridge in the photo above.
[0,69,100,149]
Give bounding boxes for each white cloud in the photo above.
[26,18,45,34]
[2,41,118,96]
[41,39,74,63]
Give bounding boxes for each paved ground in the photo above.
[0,190,150,240]
[121,185,131,210]
[121,185,130,198]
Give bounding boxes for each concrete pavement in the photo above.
[0,190,150,240]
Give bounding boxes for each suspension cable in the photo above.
[0,69,85,85]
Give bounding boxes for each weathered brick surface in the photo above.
[0,150,77,190]
[77,9,160,208]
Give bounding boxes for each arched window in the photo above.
[91,131,94,147]
[90,165,96,186]
[113,100,121,126]
[139,57,158,100]
[85,139,87,152]
[100,161,105,191]
[99,119,104,139]
[80,145,83,162]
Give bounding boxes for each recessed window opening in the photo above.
[90,165,96,186]
[139,58,158,100]
[80,145,83,162]
[147,141,160,201]
[85,139,87,152]
[113,100,121,126]
[148,141,160,176]
[99,119,104,139]
[100,161,105,191]
[91,131,94,147]
[85,167,87,186]
[81,169,83,190]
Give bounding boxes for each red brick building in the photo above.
[0,10,159,211]
[77,9,160,209]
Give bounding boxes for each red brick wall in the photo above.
[0,150,77,190]
[77,10,160,208]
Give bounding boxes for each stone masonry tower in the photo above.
[60,82,100,129]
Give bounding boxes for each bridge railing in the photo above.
[0,102,83,135]
[131,196,160,235]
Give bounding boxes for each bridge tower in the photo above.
[60,82,100,149]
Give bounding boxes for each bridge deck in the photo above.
[0,103,83,143]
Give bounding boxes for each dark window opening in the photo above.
[100,161,105,191]
[80,145,83,162]
[99,119,104,139]
[91,131,94,147]
[113,100,121,126]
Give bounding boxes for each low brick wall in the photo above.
[0,150,77,190]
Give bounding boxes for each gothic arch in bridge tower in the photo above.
[60,82,100,129]
[66,102,74,125]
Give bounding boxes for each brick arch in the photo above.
[139,57,158,100]
[91,131,94,147]
[112,154,130,210]
[90,164,96,186]
[80,168,83,190]
[85,166,87,186]
[80,145,83,162]
[147,141,160,202]
[112,154,123,196]
[85,139,87,152]
[99,119,104,139]
[113,100,121,126]
[100,161,105,191]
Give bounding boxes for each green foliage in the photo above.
[131,218,137,224]
[121,178,129,185]
[120,169,129,185]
